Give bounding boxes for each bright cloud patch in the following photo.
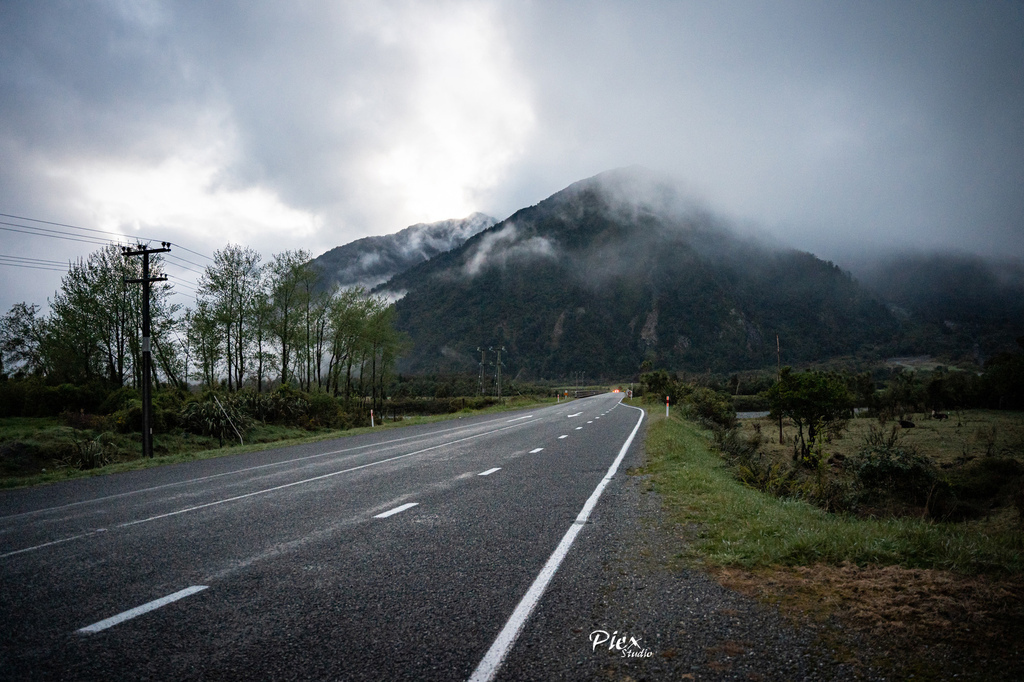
[362,3,535,224]
[52,150,321,253]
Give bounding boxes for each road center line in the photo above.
[76,585,208,634]
[114,418,541,529]
[529,448,544,454]
[567,412,582,418]
[468,402,646,682]
[558,435,568,439]
[0,528,107,560]
[478,468,501,476]
[374,502,419,519]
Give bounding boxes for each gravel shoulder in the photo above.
[495,428,872,682]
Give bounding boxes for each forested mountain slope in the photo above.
[380,168,898,379]
[312,212,496,291]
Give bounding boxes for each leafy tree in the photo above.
[765,367,852,463]
[186,300,222,389]
[268,249,312,387]
[44,244,178,387]
[0,302,47,377]
[197,244,264,391]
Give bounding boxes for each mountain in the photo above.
[852,253,1024,365]
[312,212,496,291]
[380,167,900,379]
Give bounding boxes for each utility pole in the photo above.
[477,347,486,396]
[123,242,171,459]
[490,346,506,398]
[777,334,784,445]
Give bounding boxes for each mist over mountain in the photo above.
[381,167,900,379]
[312,213,496,291]
[852,253,1024,363]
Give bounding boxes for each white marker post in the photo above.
[666,395,669,418]
[370,409,375,427]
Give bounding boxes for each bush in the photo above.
[684,387,736,429]
[850,433,938,507]
[180,397,254,446]
[304,392,341,429]
[733,394,768,411]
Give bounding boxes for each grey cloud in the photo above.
[1,0,1022,315]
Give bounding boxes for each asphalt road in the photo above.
[0,393,645,680]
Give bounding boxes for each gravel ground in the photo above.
[495,436,887,681]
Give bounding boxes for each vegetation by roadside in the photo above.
[0,394,553,489]
[639,407,1024,680]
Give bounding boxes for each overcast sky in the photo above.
[1,0,1022,312]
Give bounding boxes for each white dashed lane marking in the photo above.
[77,586,208,635]
[479,468,502,476]
[529,448,544,453]
[558,435,568,439]
[374,502,419,519]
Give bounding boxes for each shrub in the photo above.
[684,387,736,429]
[180,397,254,446]
[850,433,938,507]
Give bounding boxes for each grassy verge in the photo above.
[642,407,1024,680]
[0,394,556,490]
[644,409,1023,574]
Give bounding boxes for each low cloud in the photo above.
[463,223,557,277]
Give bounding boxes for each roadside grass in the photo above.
[641,407,1024,680]
[643,409,1023,574]
[0,394,556,489]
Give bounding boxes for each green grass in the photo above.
[643,409,1024,575]
[0,394,558,490]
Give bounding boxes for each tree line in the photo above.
[0,243,404,413]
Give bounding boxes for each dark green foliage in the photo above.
[764,368,853,462]
[180,397,255,446]
[732,394,768,411]
[685,387,737,429]
[850,433,938,507]
[939,458,1024,521]
[0,379,109,417]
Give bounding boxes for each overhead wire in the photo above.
[0,209,214,260]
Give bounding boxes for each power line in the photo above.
[166,253,209,271]
[0,222,119,248]
[0,253,69,266]
[0,211,214,261]
[0,261,67,273]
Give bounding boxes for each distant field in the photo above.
[740,408,1024,469]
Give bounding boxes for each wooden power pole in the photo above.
[123,242,171,458]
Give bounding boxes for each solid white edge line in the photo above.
[478,468,502,476]
[77,585,208,634]
[373,502,419,519]
[467,401,644,682]
[506,415,533,422]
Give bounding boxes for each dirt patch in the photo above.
[714,562,1024,680]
